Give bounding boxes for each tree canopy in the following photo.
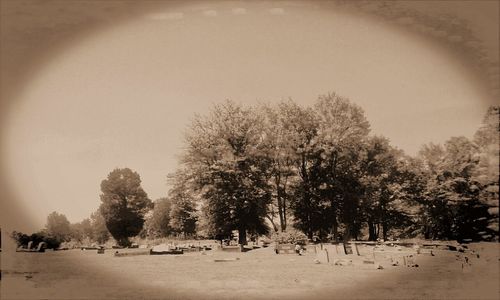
[99,168,152,246]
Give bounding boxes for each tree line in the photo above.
[11,94,499,248]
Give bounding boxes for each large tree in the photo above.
[260,101,302,232]
[358,136,416,240]
[182,101,271,245]
[99,168,152,247]
[418,136,493,240]
[289,93,371,240]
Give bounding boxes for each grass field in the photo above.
[1,241,499,299]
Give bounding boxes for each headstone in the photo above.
[152,244,171,252]
[316,249,329,264]
[36,242,46,252]
[336,244,346,255]
[343,243,353,255]
[27,241,33,250]
[352,243,360,256]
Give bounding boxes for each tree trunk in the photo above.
[343,223,351,242]
[382,222,388,241]
[332,216,339,242]
[266,215,279,232]
[238,228,247,245]
[368,221,377,241]
[282,197,287,231]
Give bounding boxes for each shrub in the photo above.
[272,230,308,245]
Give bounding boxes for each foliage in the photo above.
[168,170,198,237]
[90,210,110,244]
[45,211,72,243]
[10,230,61,249]
[271,229,308,245]
[182,101,271,244]
[143,197,173,238]
[99,168,152,247]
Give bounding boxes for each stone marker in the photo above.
[315,249,329,264]
[36,242,46,252]
[152,244,172,252]
[27,241,33,250]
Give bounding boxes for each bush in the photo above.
[272,230,308,245]
[10,231,62,249]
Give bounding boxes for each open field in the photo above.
[1,242,499,300]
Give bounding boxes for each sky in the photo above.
[1,1,498,231]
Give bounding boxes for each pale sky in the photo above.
[1,1,498,231]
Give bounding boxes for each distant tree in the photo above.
[90,210,110,244]
[143,197,173,238]
[45,211,72,243]
[99,168,152,247]
[70,218,93,242]
[168,170,198,237]
[472,106,499,239]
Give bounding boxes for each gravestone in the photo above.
[343,243,353,255]
[36,242,46,252]
[27,241,33,250]
[315,249,329,263]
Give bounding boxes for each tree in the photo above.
[472,106,499,239]
[168,170,198,237]
[182,101,271,244]
[45,211,72,243]
[358,136,416,240]
[70,218,93,243]
[143,197,173,238]
[99,168,152,247]
[260,101,302,232]
[90,210,110,244]
[288,93,371,240]
[417,136,492,240]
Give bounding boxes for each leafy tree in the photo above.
[90,210,110,244]
[168,170,198,237]
[260,101,302,232]
[45,211,72,243]
[70,218,93,242]
[182,101,271,244]
[276,102,322,239]
[472,106,499,239]
[358,136,416,240]
[143,197,173,238]
[99,168,152,247]
[417,136,492,240]
[289,93,370,240]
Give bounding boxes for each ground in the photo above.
[1,241,499,300]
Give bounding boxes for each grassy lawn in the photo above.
[1,242,498,299]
